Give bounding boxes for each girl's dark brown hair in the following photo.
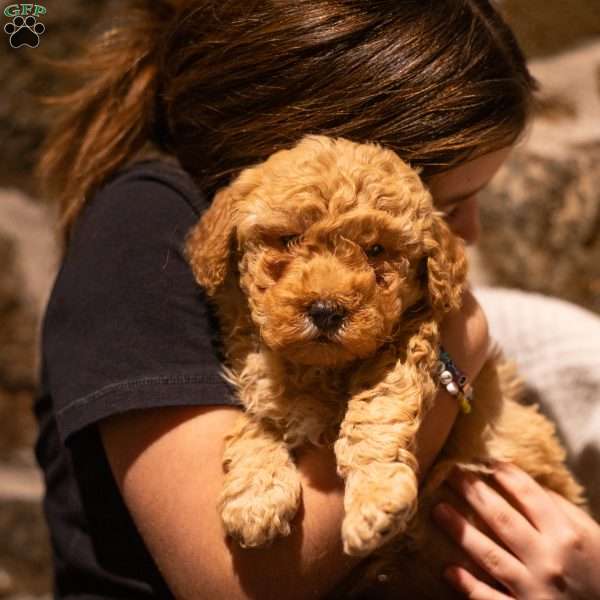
[36,0,536,244]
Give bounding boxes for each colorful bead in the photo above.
[440,370,453,385]
[460,395,472,414]
[436,346,473,414]
[446,381,459,395]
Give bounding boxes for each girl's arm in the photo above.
[99,290,489,600]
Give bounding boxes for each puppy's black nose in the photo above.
[307,300,346,332]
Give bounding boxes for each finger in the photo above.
[433,502,530,595]
[447,469,541,560]
[491,463,570,535]
[444,565,515,600]
[545,489,594,527]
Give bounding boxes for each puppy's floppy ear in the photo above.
[425,215,468,315]
[185,186,238,296]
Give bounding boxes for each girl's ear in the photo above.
[185,186,238,296]
[425,216,468,315]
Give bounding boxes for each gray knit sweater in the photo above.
[475,286,600,518]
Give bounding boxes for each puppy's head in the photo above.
[186,135,467,367]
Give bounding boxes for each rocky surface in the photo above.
[0,191,57,598]
[473,41,600,315]
[1,3,110,595]
[501,0,600,58]
[0,1,120,195]
[0,464,48,599]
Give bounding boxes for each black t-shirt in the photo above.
[33,159,240,599]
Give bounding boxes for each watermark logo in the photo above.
[3,3,46,48]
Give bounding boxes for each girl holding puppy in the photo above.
[35,1,600,598]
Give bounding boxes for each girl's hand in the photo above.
[432,462,600,599]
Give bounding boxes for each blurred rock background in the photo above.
[0,1,598,597]
[474,1,600,315]
[1,3,121,597]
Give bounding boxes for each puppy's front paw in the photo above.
[342,500,412,556]
[219,468,302,548]
[342,465,418,556]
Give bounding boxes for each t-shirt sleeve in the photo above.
[42,164,241,444]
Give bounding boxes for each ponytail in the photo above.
[35,0,179,245]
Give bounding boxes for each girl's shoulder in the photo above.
[97,150,209,217]
[69,150,212,249]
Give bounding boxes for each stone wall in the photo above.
[501,0,600,58]
[0,190,57,598]
[1,4,121,596]
[473,41,600,316]
[0,1,119,194]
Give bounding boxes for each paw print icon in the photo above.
[4,15,45,48]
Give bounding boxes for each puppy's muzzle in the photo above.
[307,300,347,333]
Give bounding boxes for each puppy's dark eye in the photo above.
[365,244,384,258]
[280,234,301,249]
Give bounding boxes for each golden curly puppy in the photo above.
[185,135,585,592]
